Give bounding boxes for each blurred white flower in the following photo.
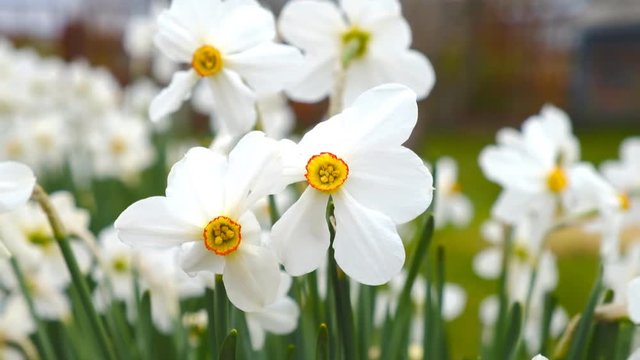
[92,227,135,312]
[149,0,303,135]
[627,276,640,324]
[479,105,613,228]
[116,132,287,312]
[434,157,473,229]
[245,273,300,350]
[123,79,161,116]
[0,192,92,287]
[278,0,435,106]
[271,84,433,285]
[87,111,156,182]
[0,295,35,359]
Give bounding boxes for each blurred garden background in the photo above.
[1,0,639,358]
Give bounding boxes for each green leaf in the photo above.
[218,329,237,360]
[503,302,522,360]
[316,323,329,360]
[538,293,557,355]
[566,267,604,360]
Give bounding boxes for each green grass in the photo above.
[419,128,632,358]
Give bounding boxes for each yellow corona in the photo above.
[203,216,241,256]
[192,45,223,77]
[546,167,568,193]
[305,152,349,193]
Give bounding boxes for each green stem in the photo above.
[326,200,355,360]
[10,257,57,360]
[215,275,228,354]
[32,184,117,360]
[205,288,217,359]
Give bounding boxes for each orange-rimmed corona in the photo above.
[192,45,223,77]
[546,166,568,193]
[203,216,241,256]
[305,152,349,193]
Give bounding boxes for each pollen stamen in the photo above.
[192,45,223,77]
[306,152,349,193]
[546,167,568,193]
[203,216,241,256]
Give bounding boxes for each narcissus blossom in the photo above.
[115,132,287,312]
[433,157,473,229]
[271,84,433,285]
[149,0,303,135]
[279,0,435,105]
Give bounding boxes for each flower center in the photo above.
[450,181,462,194]
[110,137,127,155]
[112,255,129,273]
[203,216,241,256]
[341,27,370,60]
[619,193,631,211]
[546,167,568,193]
[27,230,53,248]
[305,152,349,193]
[192,45,223,77]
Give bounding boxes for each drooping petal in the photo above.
[343,146,432,224]
[627,277,640,324]
[278,0,345,51]
[245,315,267,350]
[208,70,257,135]
[216,3,275,54]
[339,83,419,153]
[115,197,202,248]
[223,243,280,312]
[149,69,199,122]
[284,53,336,103]
[332,190,404,285]
[224,132,288,216]
[249,296,299,334]
[271,187,330,276]
[166,147,227,227]
[225,43,303,95]
[179,241,225,275]
[0,161,35,213]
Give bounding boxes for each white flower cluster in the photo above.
[0,40,156,183]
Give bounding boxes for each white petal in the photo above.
[491,189,537,224]
[250,296,299,333]
[0,162,35,213]
[225,43,303,95]
[115,197,202,248]
[340,0,400,24]
[627,277,640,324]
[166,147,227,227]
[531,355,549,360]
[478,145,545,193]
[246,315,267,350]
[149,69,199,122]
[208,70,257,135]
[339,83,419,152]
[343,146,432,224]
[285,54,335,103]
[216,4,275,54]
[332,190,404,285]
[224,132,287,215]
[155,12,199,62]
[271,187,330,276]
[472,248,502,279]
[179,241,225,275]
[369,16,411,53]
[223,243,280,312]
[278,0,345,51]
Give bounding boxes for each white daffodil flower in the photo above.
[433,157,473,229]
[0,161,35,214]
[92,227,136,312]
[115,131,288,312]
[245,273,300,350]
[479,104,599,224]
[278,0,435,106]
[149,0,303,135]
[271,84,433,285]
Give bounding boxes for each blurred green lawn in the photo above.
[420,128,635,358]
